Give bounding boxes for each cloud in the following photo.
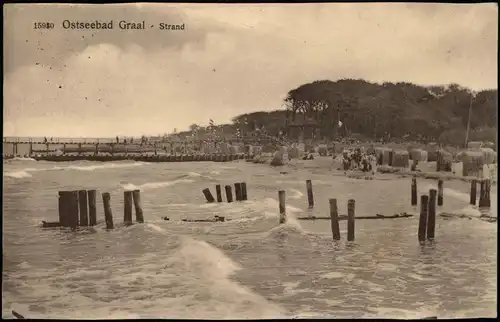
[3,3,498,137]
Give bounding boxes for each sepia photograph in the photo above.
[2,2,498,319]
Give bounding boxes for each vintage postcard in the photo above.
[3,3,497,320]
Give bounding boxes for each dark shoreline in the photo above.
[8,153,253,163]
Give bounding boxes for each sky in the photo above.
[3,3,498,137]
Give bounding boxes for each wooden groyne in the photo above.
[42,189,145,230]
[30,153,252,163]
[279,178,494,246]
[39,177,494,241]
[202,182,249,203]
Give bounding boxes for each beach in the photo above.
[2,157,497,319]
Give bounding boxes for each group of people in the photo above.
[341,147,376,173]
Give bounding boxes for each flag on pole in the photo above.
[338,120,343,127]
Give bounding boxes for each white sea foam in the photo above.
[289,188,304,200]
[4,171,33,178]
[4,162,147,180]
[11,157,36,161]
[3,233,287,319]
[68,162,146,171]
[121,179,195,191]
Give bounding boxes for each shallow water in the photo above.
[2,159,497,319]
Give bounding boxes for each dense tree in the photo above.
[173,79,497,146]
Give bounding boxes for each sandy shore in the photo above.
[276,156,497,184]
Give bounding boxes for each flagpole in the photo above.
[464,92,473,148]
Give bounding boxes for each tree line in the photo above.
[177,79,497,147]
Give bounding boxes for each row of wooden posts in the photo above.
[411,178,444,207]
[278,189,356,241]
[276,176,493,243]
[201,179,315,206]
[55,190,144,230]
[54,176,491,235]
[275,185,437,243]
[469,179,492,207]
[202,182,248,203]
[411,177,492,209]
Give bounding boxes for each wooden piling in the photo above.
[478,180,486,207]
[58,191,71,227]
[215,184,223,202]
[124,191,133,225]
[225,185,233,203]
[68,191,79,230]
[87,190,97,226]
[418,195,429,243]
[278,190,286,224]
[240,182,248,201]
[470,179,477,205]
[347,199,355,241]
[427,189,437,240]
[102,192,114,229]
[202,188,216,203]
[78,190,89,227]
[485,179,491,208]
[132,190,144,223]
[329,198,340,240]
[411,177,418,206]
[437,180,443,206]
[479,179,491,208]
[234,183,242,201]
[306,180,314,208]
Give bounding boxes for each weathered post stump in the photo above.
[87,190,97,226]
[478,180,486,207]
[215,184,223,203]
[479,179,491,208]
[240,182,248,201]
[278,190,286,224]
[234,183,242,201]
[347,199,355,241]
[202,188,216,203]
[132,190,144,223]
[485,179,491,208]
[437,180,444,206]
[69,191,79,230]
[470,179,477,205]
[418,195,429,243]
[78,190,89,227]
[427,189,437,240]
[329,198,340,241]
[102,192,114,229]
[225,185,233,203]
[306,180,314,208]
[411,177,418,206]
[58,191,72,227]
[124,191,133,226]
